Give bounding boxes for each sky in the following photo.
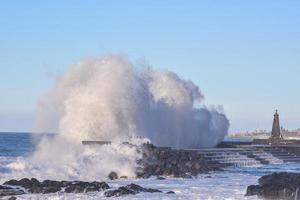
[0,0,300,133]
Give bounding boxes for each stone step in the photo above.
[197,147,300,167]
[283,159,300,163]
[265,153,289,156]
[199,152,262,156]
[272,155,298,159]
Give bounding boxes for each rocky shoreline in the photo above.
[0,178,174,198]
[246,172,300,199]
[0,144,223,198]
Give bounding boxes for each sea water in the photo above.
[0,132,299,200]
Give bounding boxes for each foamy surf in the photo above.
[4,55,229,181]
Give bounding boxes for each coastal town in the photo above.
[232,128,300,139]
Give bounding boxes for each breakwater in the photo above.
[137,142,300,178]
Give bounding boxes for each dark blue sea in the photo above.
[0,132,35,157]
[0,132,50,175]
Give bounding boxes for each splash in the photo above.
[7,55,229,180]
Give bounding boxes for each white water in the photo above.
[3,163,300,200]
[3,55,229,181]
[34,55,229,149]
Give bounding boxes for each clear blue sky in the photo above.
[1,0,300,133]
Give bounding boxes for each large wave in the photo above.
[6,55,229,181]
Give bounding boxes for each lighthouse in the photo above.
[270,110,283,140]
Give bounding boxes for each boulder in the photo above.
[246,172,300,199]
[4,178,37,189]
[65,184,85,193]
[65,181,109,193]
[104,187,136,197]
[245,185,261,196]
[3,178,109,195]
[108,172,118,180]
[157,176,166,180]
[125,183,162,193]
[104,183,162,197]
[166,191,175,194]
[0,185,25,197]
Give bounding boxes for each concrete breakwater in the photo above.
[82,141,300,178]
[137,143,300,178]
[137,144,222,178]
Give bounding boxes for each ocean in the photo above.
[0,132,299,200]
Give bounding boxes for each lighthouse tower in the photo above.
[270,110,283,140]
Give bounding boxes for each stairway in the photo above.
[196,147,300,167]
[257,146,300,163]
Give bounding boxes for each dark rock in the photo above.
[4,178,41,191]
[65,181,109,193]
[0,185,25,197]
[0,185,12,190]
[3,178,109,195]
[85,185,99,192]
[246,172,300,199]
[8,197,17,200]
[166,191,175,194]
[125,183,162,193]
[27,186,43,194]
[104,187,136,197]
[65,184,85,193]
[120,176,128,179]
[146,188,162,193]
[3,180,19,186]
[41,186,61,194]
[108,171,118,180]
[90,181,110,190]
[157,176,166,180]
[104,183,162,197]
[124,184,147,193]
[42,180,62,188]
[245,185,261,196]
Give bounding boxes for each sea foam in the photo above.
[7,55,229,180]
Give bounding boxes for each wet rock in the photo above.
[65,184,85,193]
[3,180,19,186]
[246,172,300,199]
[90,181,110,190]
[157,176,166,180]
[4,178,42,192]
[245,185,261,196]
[120,176,128,179]
[0,185,25,197]
[42,180,62,188]
[41,186,61,194]
[108,171,118,180]
[104,187,136,197]
[65,181,109,193]
[8,197,17,200]
[166,191,175,194]
[3,178,60,194]
[3,178,109,195]
[104,183,162,197]
[125,183,162,193]
[85,185,99,192]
